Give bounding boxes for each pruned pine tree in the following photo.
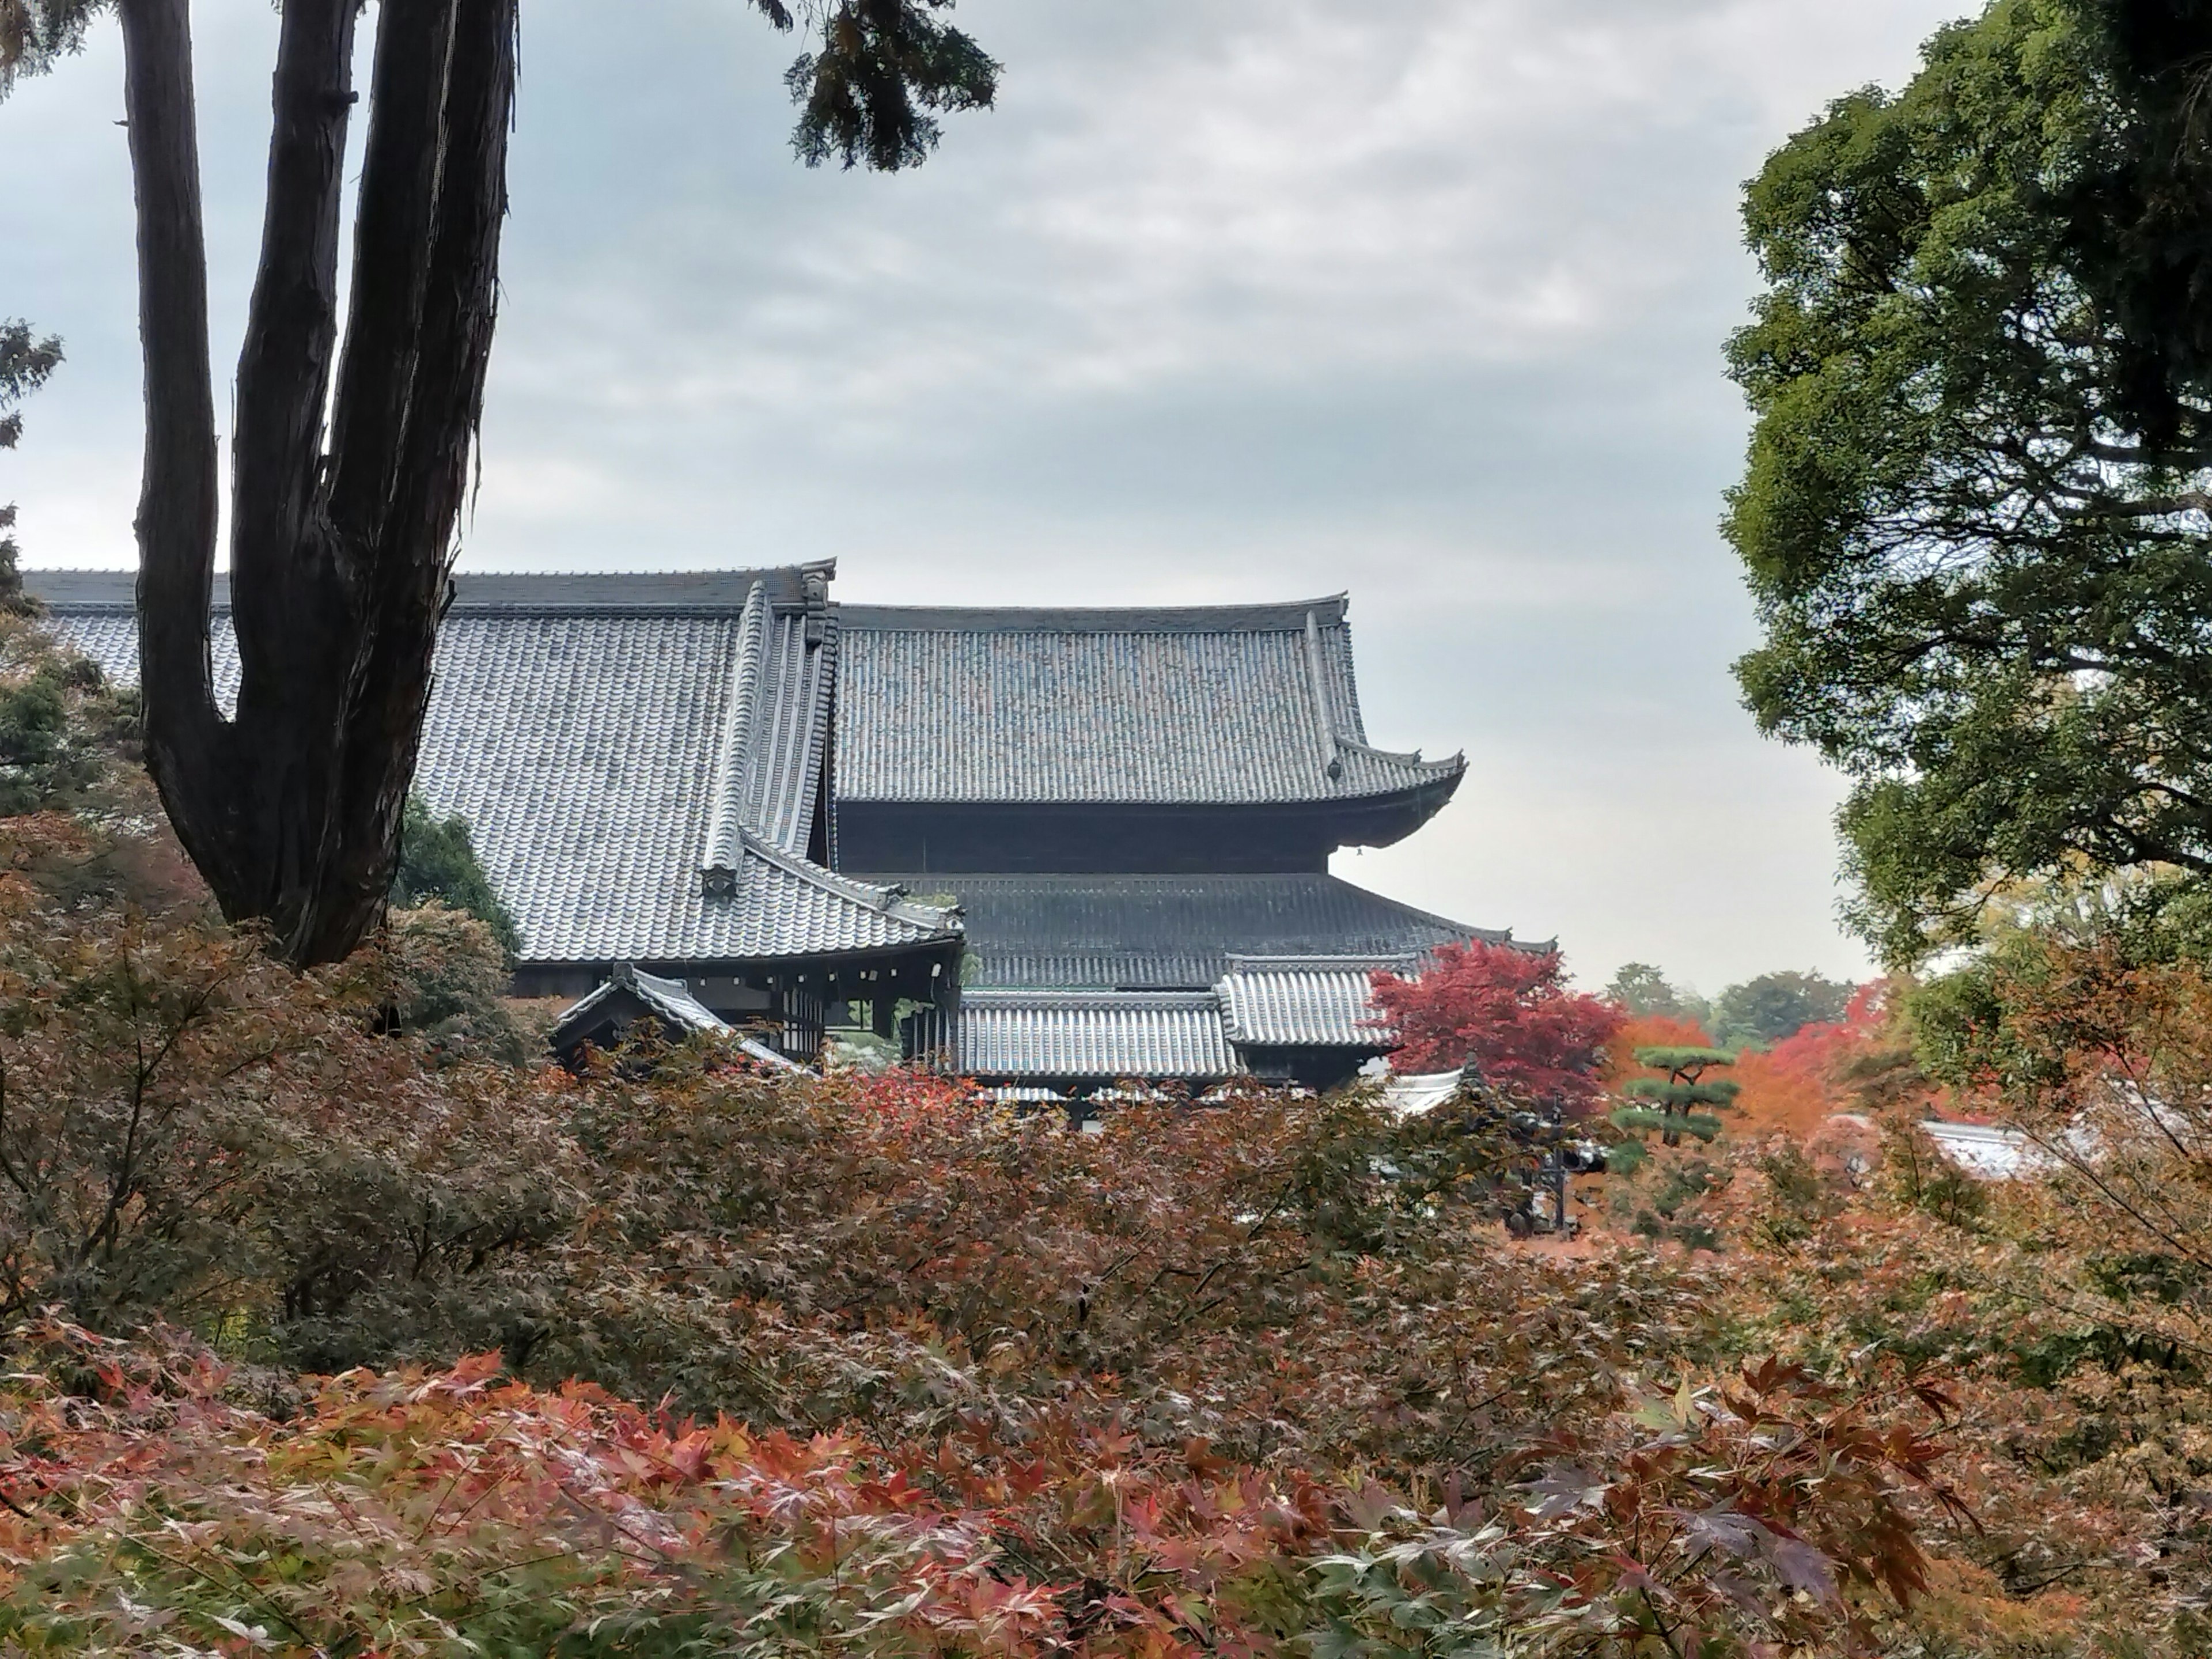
[1615,1045,1739,1149]
[0,0,996,966]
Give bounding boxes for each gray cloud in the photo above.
[0,0,1971,991]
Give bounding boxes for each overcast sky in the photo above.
[1,0,1971,995]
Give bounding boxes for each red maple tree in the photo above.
[1371,941,1623,1110]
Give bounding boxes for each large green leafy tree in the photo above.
[1727,0,2212,963]
[1711,969,1853,1048]
[0,1,995,967]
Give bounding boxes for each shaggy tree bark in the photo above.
[119,0,514,966]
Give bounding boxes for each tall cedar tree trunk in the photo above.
[119,0,513,965]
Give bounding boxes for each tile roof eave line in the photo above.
[532,938,963,974]
[1337,738,1464,773]
[734,825,963,937]
[22,565,843,616]
[961,988,1225,1010]
[833,760,1467,807]
[835,594,1351,635]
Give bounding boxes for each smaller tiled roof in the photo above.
[552,964,801,1070]
[956,989,1245,1080]
[1380,1070,1464,1116]
[1215,955,1410,1048]
[1920,1121,2055,1180]
[710,831,963,960]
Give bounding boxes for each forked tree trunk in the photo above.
[117,0,515,965]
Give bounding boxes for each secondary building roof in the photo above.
[836,598,1465,807]
[856,872,1511,990]
[551,964,800,1071]
[956,989,1247,1081]
[1216,956,1405,1049]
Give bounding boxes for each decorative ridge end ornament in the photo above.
[802,564,830,645]
[5,0,995,967]
[1302,609,1339,775]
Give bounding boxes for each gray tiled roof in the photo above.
[1215,958,1405,1048]
[856,873,1505,990]
[967,950,1228,990]
[553,964,801,1070]
[25,566,834,615]
[956,989,1245,1080]
[31,569,955,967]
[836,599,1465,805]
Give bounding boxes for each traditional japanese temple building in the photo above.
[31,565,1529,1087]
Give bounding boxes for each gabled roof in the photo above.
[31,567,956,967]
[1215,956,1406,1049]
[956,989,1245,1080]
[854,872,1506,990]
[1381,1071,1465,1116]
[551,964,800,1070]
[835,597,1465,808]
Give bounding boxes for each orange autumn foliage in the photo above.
[1603,1013,1715,1085]
[1605,994,1891,1139]
[1730,1045,1837,1137]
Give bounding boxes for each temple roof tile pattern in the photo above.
[33,569,954,967]
[856,873,1503,990]
[1215,957,1407,1050]
[956,990,1245,1080]
[553,964,800,1071]
[836,600,1465,806]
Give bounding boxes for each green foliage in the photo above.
[1617,1046,1737,1149]
[1726,0,2212,964]
[1711,969,1852,1048]
[20,809,2190,1652]
[1601,961,1709,1024]
[0,618,141,819]
[389,795,520,957]
[1623,1077,1740,1110]
[0,2,106,95]
[1633,1044,1737,1073]
[1882,1118,1989,1230]
[1611,1104,1724,1145]
[755,0,999,172]
[1750,1142,1836,1247]
[0,319,62,610]
[0,1326,1959,1659]
[379,899,539,1066]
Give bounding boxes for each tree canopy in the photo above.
[1615,1044,1739,1148]
[0,319,60,615]
[1711,969,1854,1048]
[1727,0,2212,963]
[389,796,519,959]
[1370,942,1622,1111]
[1602,960,1707,1023]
